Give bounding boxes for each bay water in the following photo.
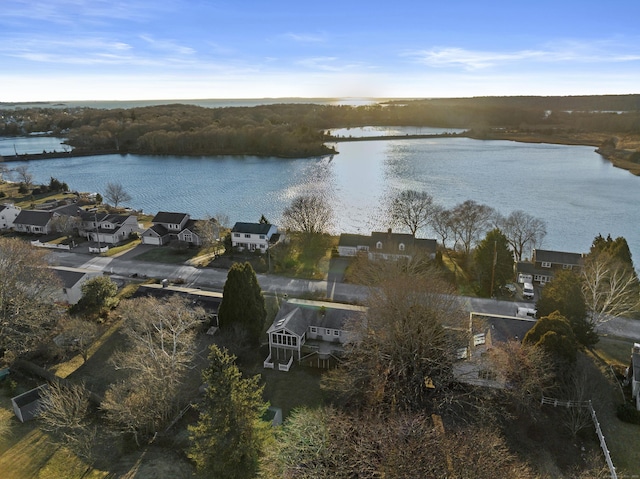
[2,135,638,262]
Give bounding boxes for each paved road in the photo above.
[48,248,640,340]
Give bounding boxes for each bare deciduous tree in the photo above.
[282,194,332,236]
[50,214,81,236]
[59,317,99,363]
[388,189,435,236]
[322,273,465,413]
[194,215,221,248]
[101,296,206,444]
[103,181,132,208]
[0,238,64,364]
[38,381,97,460]
[496,210,547,261]
[261,407,538,479]
[581,254,640,326]
[449,200,495,257]
[488,340,555,410]
[13,165,33,188]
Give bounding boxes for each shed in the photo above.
[11,384,48,422]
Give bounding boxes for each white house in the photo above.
[51,266,102,304]
[231,222,280,252]
[0,203,21,230]
[80,212,139,245]
[264,299,365,371]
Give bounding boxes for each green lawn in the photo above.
[0,389,108,479]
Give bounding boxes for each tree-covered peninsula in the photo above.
[1,95,640,172]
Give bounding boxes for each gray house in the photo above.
[141,211,206,246]
[13,210,56,234]
[11,385,48,422]
[264,299,365,371]
[337,229,437,261]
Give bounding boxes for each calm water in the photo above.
[3,135,639,261]
[0,136,70,155]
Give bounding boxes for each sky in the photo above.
[1,0,640,102]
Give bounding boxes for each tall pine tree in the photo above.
[218,262,267,346]
[188,345,271,479]
[474,229,514,297]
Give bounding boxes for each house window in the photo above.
[399,243,405,251]
[234,233,240,238]
[563,264,572,270]
[245,234,251,238]
[325,329,330,335]
[259,235,266,239]
[333,330,340,336]
[376,241,382,249]
[541,261,552,268]
[260,244,266,249]
[310,327,317,333]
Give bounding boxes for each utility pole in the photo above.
[490,240,497,298]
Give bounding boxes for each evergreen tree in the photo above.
[188,345,271,479]
[523,311,578,365]
[590,233,634,268]
[218,262,267,346]
[71,276,119,318]
[474,228,513,297]
[535,270,598,347]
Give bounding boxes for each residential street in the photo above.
[48,248,640,341]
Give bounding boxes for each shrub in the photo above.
[616,402,640,424]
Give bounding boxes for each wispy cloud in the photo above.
[296,56,368,72]
[139,35,196,56]
[406,42,640,70]
[282,32,326,44]
[2,0,160,24]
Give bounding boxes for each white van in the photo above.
[516,307,537,319]
[523,282,535,300]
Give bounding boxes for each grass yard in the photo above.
[0,390,109,479]
[269,234,338,280]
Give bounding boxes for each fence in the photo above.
[30,240,71,250]
[541,396,617,479]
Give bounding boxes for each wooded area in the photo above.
[1,95,639,165]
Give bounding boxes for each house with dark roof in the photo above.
[0,203,21,230]
[80,212,139,245]
[337,229,437,261]
[231,222,280,252]
[264,299,366,371]
[141,212,209,246]
[13,209,56,234]
[51,266,102,304]
[516,248,585,285]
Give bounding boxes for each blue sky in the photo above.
[2,0,640,101]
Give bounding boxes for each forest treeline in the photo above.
[1,95,639,159]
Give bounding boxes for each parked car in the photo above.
[516,307,537,319]
[522,282,535,300]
